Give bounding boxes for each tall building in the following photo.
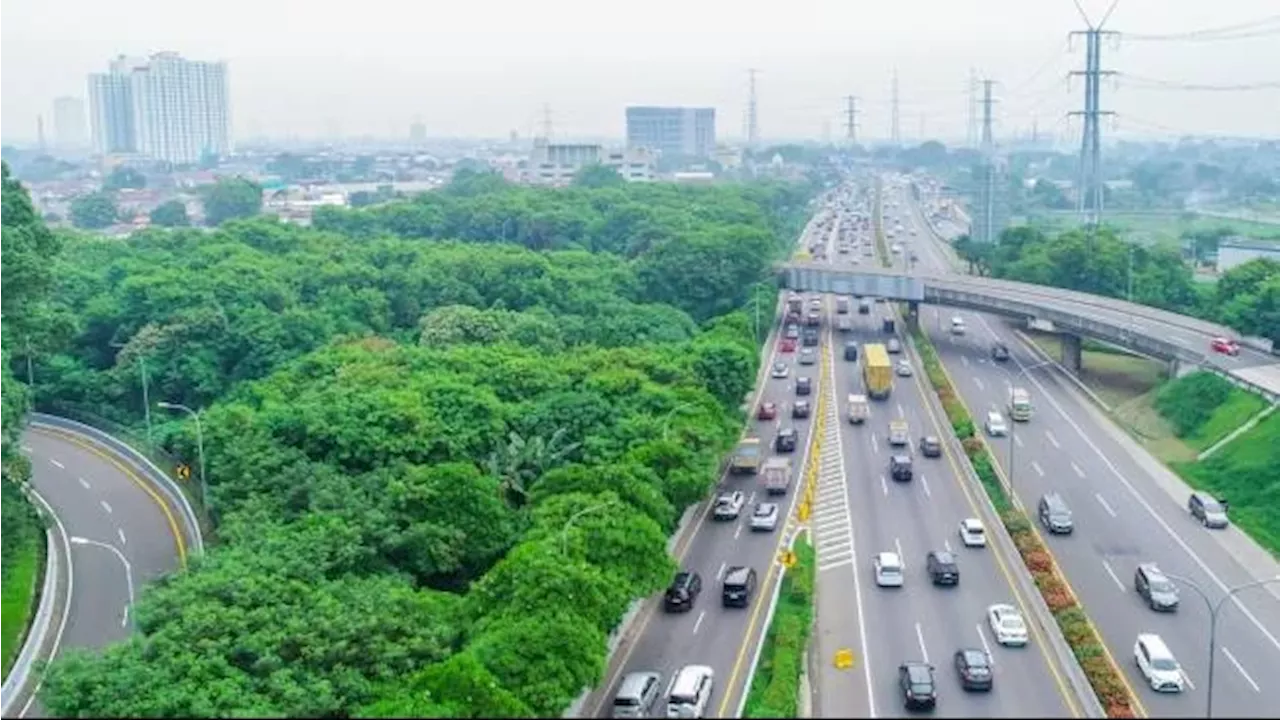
[625,107,716,159]
[52,96,88,150]
[409,119,427,145]
[87,52,230,164]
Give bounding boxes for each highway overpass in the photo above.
[777,261,1280,402]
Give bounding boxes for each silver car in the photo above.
[750,502,780,532]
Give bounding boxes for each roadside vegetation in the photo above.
[1,165,62,680]
[11,161,823,717]
[743,535,814,719]
[911,326,1138,718]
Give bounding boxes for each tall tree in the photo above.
[69,191,119,229]
[149,199,191,227]
[200,177,263,226]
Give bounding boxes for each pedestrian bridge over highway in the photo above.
[778,261,1280,402]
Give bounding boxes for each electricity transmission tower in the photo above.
[890,69,901,144]
[1068,1,1119,226]
[746,68,760,147]
[843,95,859,144]
[966,68,980,148]
[975,79,1001,244]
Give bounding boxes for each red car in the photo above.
[757,402,778,421]
[779,337,797,353]
[1210,337,1240,356]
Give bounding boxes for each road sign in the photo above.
[177,464,191,480]
[780,551,797,568]
[834,648,855,669]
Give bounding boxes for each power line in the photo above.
[1124,14,1280,41]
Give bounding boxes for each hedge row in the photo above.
[743,536,816,718]
[910,326,1137,718]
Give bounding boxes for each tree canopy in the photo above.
[200,177,264,226]
[28,170,817,716]
[69,191,119,229]
[148,199,190,227]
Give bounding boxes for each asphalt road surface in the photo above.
[894,181,1280,718]
[12,425,188,718]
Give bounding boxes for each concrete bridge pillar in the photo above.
[906,301,920,333]
[1061,333,1083,374]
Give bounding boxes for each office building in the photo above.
[625,106,716,159]
[526,139,654,186]
[87,52,230,164]
[52,97,88,150]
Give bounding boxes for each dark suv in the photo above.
[926,551,959,586]
[991,342,1010,362]
[1134,563,1180,612]
[844,342,859,361]
[775,428,798,453]
[721,566,758,608]
[890,455,913,482]
[1038,493,1074,534]
[796,377,812,396]
[792,400,812,419]
[899,662,937,710]
[663,571,702,613]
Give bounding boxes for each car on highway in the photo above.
[959,518,987,548]
[1133,633,1185,693]
[890,454,913,482]
[886,338,902,354]
[721,566,758,608]
[751,502,780,532]
[756,402,778,421]
[770,361,789,379]
[985,411,1008,437]
[665,664,715,718]
[779,337,796,353]
[987,603,1029,646]
[874,551,905,587]
[920,435,942,458]
[798,347,817,365]
[953,649,993,691]
[1188,491,1230,528]
[1134,563,1180,612]
[844,341,859,361]
[926,551,959,586]
[898,662,938,710]
[784,324,800,340]
[663,571,703,612]
[712,491,745,521]
[888,419,910,446]
[1037,493,1074,534]
[774,427,798,453]
[796,377,812,396]
[895,359,913,377]
[1211,336,1240,356]
[991,342,1010,362]
[612,671,662,718]
[792,400,812,419]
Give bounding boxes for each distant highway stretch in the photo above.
[3,419,195,718]
[885,179,1280,718]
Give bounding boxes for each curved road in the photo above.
[5,424,190,718]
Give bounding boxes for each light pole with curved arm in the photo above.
[560,499,620,556]
[157,402,208,512]
[988,358,1053,505]
[1164,572,1280,718]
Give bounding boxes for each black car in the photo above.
[802,328,819,347]
[991,342,1010,362]
[796,377,812,396]
[792,400,812,419]
[890,455,913,482]
[844,342,859,361]
[663,571,702,613]
[954,649,993,691]
[899,662,937,710]
[721,566,758,608]
[926,551,959,586]
[775,428,798,453]
[919,436,942,458]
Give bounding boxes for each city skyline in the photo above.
[3,0,1279,145]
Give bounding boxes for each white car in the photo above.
[874,551,905,587]
[987,603,1029,646]
[1134,634,1185,693]
[750,502,780,532]
[959,518,987,548]
[713,491,745,521]
[770,362,790,379]
[895,360,913,377]
[985,411,1008,437]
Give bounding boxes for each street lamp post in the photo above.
[989,358,1053,504]
[560,500,619,556]
[1164,573,1280,718]
[157,402,208,512]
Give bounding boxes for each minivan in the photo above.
[722,566,758,608]
[612,671,662,718]
[1038,493,1074,534]
[1134,563,1180,612]
[1134,634,1185,693]
[666,665,715,718]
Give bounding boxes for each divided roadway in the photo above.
[897,183,1280,718]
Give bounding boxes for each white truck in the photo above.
[888,419,910,446]
[847,394,870,424]
[762,457,793,495]
[1009,387,1033,422]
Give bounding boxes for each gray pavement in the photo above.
[902,181,1280,718]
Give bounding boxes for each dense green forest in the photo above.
[18,166,817,717]
[954,226,1280,344]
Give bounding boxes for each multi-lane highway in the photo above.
[808,185,1085,718]
[891,178,1280,718]
[585,208,831,718]
[4,422,192,718]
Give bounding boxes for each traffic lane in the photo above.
[837,332,1073,718]
[925,321,1280,715]
[27,430,179,584]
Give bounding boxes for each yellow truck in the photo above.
[863,343,893,399]
[1009,387,1033,422]
[730,437,763,474]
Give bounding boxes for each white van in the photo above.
[1133,634,1185,693]
[950,316,966,335]
[666,665,715,718]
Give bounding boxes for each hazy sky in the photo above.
[3,0,1278,144]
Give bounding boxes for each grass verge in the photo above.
[911,325,1138,718]
[1023,331,1167,408]
[743,535,815,718]
[0,527,43,676]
